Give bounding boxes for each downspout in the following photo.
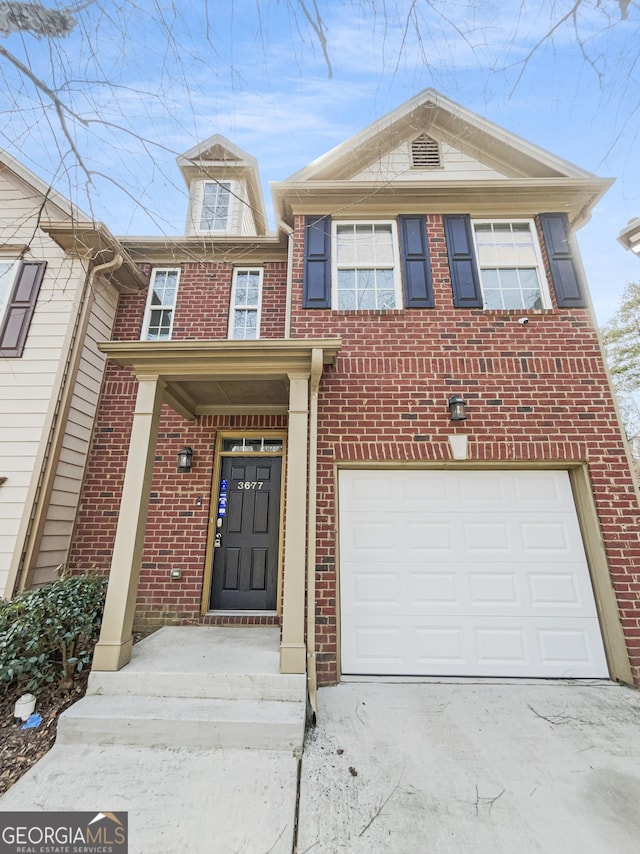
[14,250,124,593]
[279,221,294,338]
[306,348,323,720]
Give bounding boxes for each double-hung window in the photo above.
[199,181,231,231]
[229,268,262,339]
[472,220,551,310]
[142,268,180,341]
[333,221,402,310]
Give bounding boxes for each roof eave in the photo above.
[118,233,288,264]
[40,221,147,292]
[271,177,613,229]
[618,218,640,255]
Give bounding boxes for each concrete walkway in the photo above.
[297,680,640,854]
[0,627,305,854]
[3,629,640,853]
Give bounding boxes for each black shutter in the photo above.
[539,213,587,308]
[444,214,483,308]
[303,215,331,309]
[398,215,434,308]
[0,261,47,357]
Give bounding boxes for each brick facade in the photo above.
[288,213,640,685]
[71,159,640,684]
[70,210,640,686]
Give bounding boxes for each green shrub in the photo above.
[0,573,108,694]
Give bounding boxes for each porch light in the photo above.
[448,395,467,421]
[177,446,193,473]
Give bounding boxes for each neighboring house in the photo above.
[68,90,640,696]
[619,218,640,257]
[0,149,144,600]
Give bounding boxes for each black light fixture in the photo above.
[177,446,193,472]
[448,395,467,421]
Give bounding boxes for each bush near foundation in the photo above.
[0,573,107,694]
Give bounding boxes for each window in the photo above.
[142,268,180,341]
[222,437,283,452]
[333,222,402,310]
[0,260,19,326]
[472,220,551,310]
[199,181,231,231]
[229,268,262,339]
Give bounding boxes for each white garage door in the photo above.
[339,470,608,678]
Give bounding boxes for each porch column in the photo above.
[92,376,165,671]
[280,372,310,673]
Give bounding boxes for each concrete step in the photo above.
[87,669,306,704]
[57,694,306,753]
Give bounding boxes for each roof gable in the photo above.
[287,89,593,183]
[177,134,267,235]
[272,89,612,228]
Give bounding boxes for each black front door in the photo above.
[209,456,282,610]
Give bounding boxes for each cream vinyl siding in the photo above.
[30,281,119,586]
[0,167,107,595]
[0,247,82,596]
[353,140,507,182]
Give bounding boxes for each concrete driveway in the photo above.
[297,680,640,854]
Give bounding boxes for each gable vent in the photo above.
[411,134,441,168]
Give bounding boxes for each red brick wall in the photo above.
[70,220,640,686]
[289,214,640,686]
[70,260,288,628]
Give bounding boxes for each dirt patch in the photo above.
[0,630,155,796]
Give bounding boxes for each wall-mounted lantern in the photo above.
[177,446,193,473]
[448,395,467,422]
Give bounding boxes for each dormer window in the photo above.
[411,134,441,168]
[200,181,231,231]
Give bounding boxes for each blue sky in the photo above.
[0,0,638,322]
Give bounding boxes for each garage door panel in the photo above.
[339,470,608,678]
[342,616,608,677]
[344,562,599,617]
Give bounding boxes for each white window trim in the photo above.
[228,267,263,340]
[471,218,553,310]
[141,267,181,341]
[331,220,403,311]
[191,179,237,235]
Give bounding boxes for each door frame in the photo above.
[201,430,287,614]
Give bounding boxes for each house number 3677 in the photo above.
[237,481,264,490]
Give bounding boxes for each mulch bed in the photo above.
[0,670,90,796]
[0,630,154,797]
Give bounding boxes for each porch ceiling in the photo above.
[98,339,342,419]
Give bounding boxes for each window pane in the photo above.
[232,309,258,340]
[502,288,525,310]
[335,222,398,310]
[519,268,540,289]
[480,269,499,289]
[0,262,16,313]
[475,221,545,311]
[337,269,355,298]
[483,289,504,310]
[147,309,172,340]
[151,270,178,306]
[338,289,356,310]
[523,290,543,310]
[200,182,231,230]
[498,269,519,290]
[378,290,396,309]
